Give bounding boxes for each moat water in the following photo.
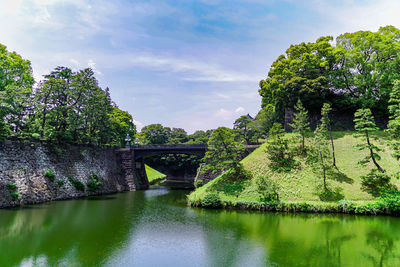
[1,186,400,266]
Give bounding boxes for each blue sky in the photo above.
[1,0,399,133]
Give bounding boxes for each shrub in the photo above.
[68,176,85,192]
[87,173,102,192]
[337,200,356,213]
[378,190,400,214]
[6,182,17,190]
[201,192,222,208]
[44,169,56,182]
[255,175,280,202]
[361,170,396,197]
[195,179,204,188]
[57,179,66,187]
[11,191,19,200]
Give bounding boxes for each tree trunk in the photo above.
[366,130,386,173]
[329,131,336,168]
[320,151,327,189]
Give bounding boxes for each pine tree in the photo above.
[311,125,331,189]
[354,108,385,173]
[386,80,400,160]
[320,103,337,167]
[289,99,310,153]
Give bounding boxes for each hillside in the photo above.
[189,132,400,204]
[145,164,166,184]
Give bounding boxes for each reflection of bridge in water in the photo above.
[117,144,260,191]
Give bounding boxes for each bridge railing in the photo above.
[132,144,208,150]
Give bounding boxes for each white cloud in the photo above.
[132,119,144,131]
[87,59,102,75]
[128,54,261,82]
[235,106,245,113]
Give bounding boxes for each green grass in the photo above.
[145,164,166,184]
[188,131,400,206]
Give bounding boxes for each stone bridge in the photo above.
[117,144,261,191]
[117,144,208,190]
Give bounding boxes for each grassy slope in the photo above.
[145,164,166,184]
[189,132,400,204]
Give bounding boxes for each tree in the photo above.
[289,99,310,153]
[353,108,385,173]
[310,125,331,189]
[253,104,276,137]
[386,80,400,160]
[0,43,34,137]
[320,103,337,167]
[265,123,295,172]
[202,127,244,173]
[168,128,188,144]
[109,106,136,146]
[233,114,257,144]
[139,124,169,145]
[187,130,211,144]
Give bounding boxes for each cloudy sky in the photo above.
[1,0,399,132]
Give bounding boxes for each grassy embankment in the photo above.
[188,132,400,214]
[145,164,166,184]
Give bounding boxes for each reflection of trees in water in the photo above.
[0,192,146,266]
[363,228,400,267]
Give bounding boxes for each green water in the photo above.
[1,187,400,267]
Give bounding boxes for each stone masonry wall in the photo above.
[0,140,130,208]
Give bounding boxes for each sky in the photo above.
[1,0,400,133]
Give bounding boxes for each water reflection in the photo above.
[0,188,399,266]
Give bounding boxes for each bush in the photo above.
[378,190,400,214]
[361,170,396,197]
[255,175,280,202]
[195,179,204,188]
[57,179,66,187]
[68,176,85,192]
[11,191,19,200]
[337,200,356,213]
[201,192,222,208]
[87,173,102,192]
[44,169,56,182]
[6,182,17,190]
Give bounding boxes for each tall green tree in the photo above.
[0,44,34,137]
[319,103,337,167]
[203,127,244,173]
[386,80,400,160]
[289,99,310,153]
[139,124,170,145]
[109,106,136,146]
[233,114,257,144]
[354,109,385,173]
[310,125,331,189]
[265,123,295,172]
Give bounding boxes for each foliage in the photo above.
[265,123,296,172]
[320,103,336,167]
[361,170,396,197]
[6,182,17,190]
[201,192,222,208]
[44,169,56,182]
[353,108,385,173]
[138,124,170,145]
[386,80,400,160]
[0,44,34,138]
[378,190,400,214]
[68,176,85,192]
[318,186,344,201]
[308,125,331,189]
[57,179,66,187]
[202,127,244,174]
[255,175,280,202]
[259,26,400,123]
[87,173,102,191]
[195,179,204,188]
[233,114,258,144]
[289,99,310,152]
[109,106,136,146]
[253,104,276,137]
[11,191,19,200]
